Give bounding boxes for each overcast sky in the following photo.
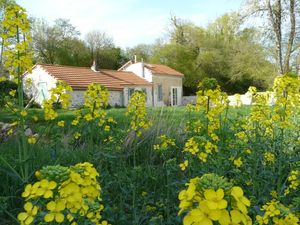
[16,0,243,48]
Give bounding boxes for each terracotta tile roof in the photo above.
[37,64,150,91]
[144,63,184,77]
[101,69,151,86]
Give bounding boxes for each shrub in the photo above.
[0,80,18,107]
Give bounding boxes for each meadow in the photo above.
[1,74,300,225]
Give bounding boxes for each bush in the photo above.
[0,80,18,107]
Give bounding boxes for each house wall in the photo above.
[23,65,57,105]
[123,86,153,107]
[124,62,153,82]
[152,75,183,106]
[70,90,123,108]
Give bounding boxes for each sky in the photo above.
[16,0,244,48]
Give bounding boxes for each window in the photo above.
[172,87,178,106]
[128,88,135,100]
[157,84,163,101]
[38,82,49,102]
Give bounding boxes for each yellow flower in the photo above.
[17,202,38,225]
[153,144,160,150]
[74,132,81,139]
[179,160,189,171]
[178,182,197,214]
[198,152,208,162]
[9,89,16,97]
[204,189,227,210]
[233,157,243,168]
[32,116,38,122]
[256,215,269,225]
[20,110,28,117]
[44,200,65,223]
[231,186,250,214]
[7,128,13,135]
[71,119,79,126]
[126,91,151,134]
[183,201,221,225]
[270,190,278,199]
[36,179,57,198]
[219,209,249,225]
[104,125,110,131]
[264,152,275,164]
[22,182,40,199]
[184,138,199,155]
[57,120,65,127]
[84,113,93,121]
[35,171,41,179]
[27,136,36,145]
[245,149,252,154]
[262,201,280,217]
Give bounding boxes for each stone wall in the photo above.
[182,96,196,105]
[70,90,123,108]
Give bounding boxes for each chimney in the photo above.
[91,60,98,72]
[141,58,145,78]
[134,55,137,63]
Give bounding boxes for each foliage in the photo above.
[244,0,300,74]
[31,19,126,69]
[150,13,276,94]
[0,79,17,106]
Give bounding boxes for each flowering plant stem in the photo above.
[16,25,29,182]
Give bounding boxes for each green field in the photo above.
[0,103,299,225]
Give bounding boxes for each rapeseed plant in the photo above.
[18,163,111,225]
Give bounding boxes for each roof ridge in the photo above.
[38,63,92,70]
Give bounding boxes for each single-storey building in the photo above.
[23,64,152,108]
[119,60,184,106]
[23,62,184,107]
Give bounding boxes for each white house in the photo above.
[23,64,152,107]
[119,61,184,106]
[23,61,184,108]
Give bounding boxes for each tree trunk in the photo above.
[267,0,283,74]
[283,0,296,74]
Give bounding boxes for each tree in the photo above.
[85,30,113,59]
[125,44,154,63]
[32,18,90,66]
[85,30,126,69]
[244,0,300,74]
[151,14,276,94]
